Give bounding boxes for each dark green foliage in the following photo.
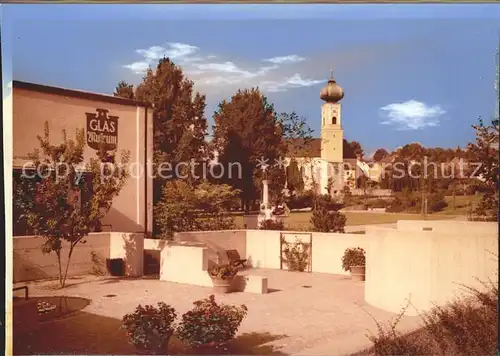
[286,158,304,194]
[122,302,177,354]
[281,239,311,272]
[310,208,346,233]
[259,219,285,230]
[341,247,366,272]
[176,295,248,349]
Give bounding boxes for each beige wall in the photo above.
[13,233,111,282]
[13,87,154,234]
[174,230,247,265]
[109,232,144,277]
[365,223,498,316]
[396,220,498,235]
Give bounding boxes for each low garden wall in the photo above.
[364,224,498,316]
[13,232,111,282]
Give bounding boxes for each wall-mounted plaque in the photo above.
[86,108,118,151]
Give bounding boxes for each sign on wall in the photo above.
[86,108,118,151]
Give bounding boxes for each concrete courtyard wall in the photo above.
[109,232,144,277]
[174,230,247,265]
[13,233,111,282]
[396,220,498,236]
[364,225,498,316]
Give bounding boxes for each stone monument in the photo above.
[257,165,275,227]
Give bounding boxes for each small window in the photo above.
[332,116,337,125]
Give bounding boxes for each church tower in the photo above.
[320,69,344,163]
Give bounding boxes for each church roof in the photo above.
[285,138,357,159]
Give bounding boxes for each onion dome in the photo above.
[320,69,344,103]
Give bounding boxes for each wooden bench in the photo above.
[226,249,247,269]
[13,285,29,300]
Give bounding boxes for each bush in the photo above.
[367,279,498,356]
[310,208,346,233]
[341,247,366,272]
[313,194,343,211]
[122,302,177,354]
[286,190,314,210]
[176,295,248,349]
[366,198,390,209]
[258,219,285,230]
[427,193,448,213]
[281,238,310,272]
[207,264,238,280]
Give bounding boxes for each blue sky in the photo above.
[2,4,500,156]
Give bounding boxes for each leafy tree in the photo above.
[14,122,130,287]
[212,88,284,210]
[468,118,499,220]
[286,158,304,194]
[373,148,389,162]
[155,180,240,238]
[344,139,364,158]
[113,81,135,100]
[116,58,209,235]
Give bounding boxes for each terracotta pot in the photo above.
[350,265,365,281]
[211,277,234,294]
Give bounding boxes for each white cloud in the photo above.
[123,43,323,94]
[379,100,446,130]
[261,73,325,92]
[264,55,305,64]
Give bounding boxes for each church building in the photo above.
[284,71,368,196]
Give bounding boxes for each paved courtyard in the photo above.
[15,269,423,355]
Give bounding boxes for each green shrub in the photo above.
[281,238,311,272]
[310,208,346,233]
[341,247,366,272]
[122,302,177,354]
[176,295,248,350]
[428,193,448,212]
[286,190,314,209]
[258,219,285,230]
[313,194,343,211]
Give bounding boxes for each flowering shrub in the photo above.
[341,247,366,272]
[208,263,238,280]
[121,302,177,354]
[281,239,310,272]
[176,294,248,349]
[259,219,285,230]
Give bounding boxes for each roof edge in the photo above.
[13,80,151,108]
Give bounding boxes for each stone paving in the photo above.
[18,268,423,355]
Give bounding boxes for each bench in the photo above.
[226,249,247,269]
[13,285,29,300]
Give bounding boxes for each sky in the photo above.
[2,3,500,156]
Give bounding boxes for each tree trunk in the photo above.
[452,184,456,211]
[56,250,63,287]
[61,245,76,288]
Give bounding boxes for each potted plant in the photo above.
[176,295,248,352]
[208,263,238,293]
[341,247,366,281]
[122,302,177,355]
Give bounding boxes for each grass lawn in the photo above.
[233,211,457,230]
[435,194,482,215]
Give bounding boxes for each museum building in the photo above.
[12,80,154,236]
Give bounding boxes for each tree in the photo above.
[373,148,389,162]
[344,140,364,158]
[155,180,240,239]
[468,117,499,220]
[113,81,135,100]
[116,57,209,235]
[212,88,284,210]
[286,158,304,194]
[14,122,130,287]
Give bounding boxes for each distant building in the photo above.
[282,70,380,196]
